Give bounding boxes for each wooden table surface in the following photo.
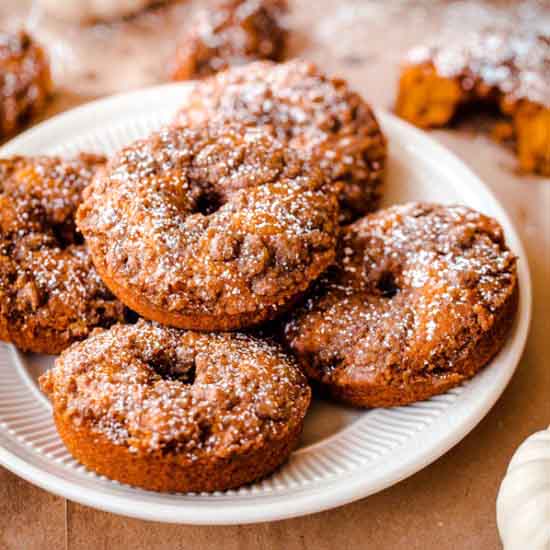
[1,1,548,548]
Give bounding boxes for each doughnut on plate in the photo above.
[0,83,532,524]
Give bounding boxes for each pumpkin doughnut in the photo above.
[77,124,339,331]
[174,60,387,223]
[0,154,127,354]
[40,319,311,493]
[0,31,52,139]
[396,29,549,176]
[171,0,288,81]
[283,203,519,408]
[37,0,164,23]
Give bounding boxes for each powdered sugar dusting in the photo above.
[408,30,549,107]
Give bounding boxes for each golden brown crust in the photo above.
[0,31,52,139]
[91,254,322,331]
[53,413,303,492]
[283,203,519,408]
[171,0,287,81]
[174,60,386,223]
[41,320,311,492]
[0,154,126,354]
[396,30,550,176]
[77,124,339,331]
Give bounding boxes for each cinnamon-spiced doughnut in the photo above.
[396,29,550,176]
[283,203,519,407]
[0,154,127,354]
[0,31,52,139]
[171,0,288,80]
[40,319,311,493]
[37,0,164,23]
[174,60,386,223]
[77,124,339,331]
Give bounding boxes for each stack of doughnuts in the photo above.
[0,60,518,493]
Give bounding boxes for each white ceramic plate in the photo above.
[0,83,532,525]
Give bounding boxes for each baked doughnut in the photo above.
[36,0,165,23]
[0,154,126,354]
[396,30,549,176]
[171,0,287,80]
[40,319,311,493]
[174,60,386,223]
[0,31,52,139]
[77,124,339,331]
[283,203,519,408]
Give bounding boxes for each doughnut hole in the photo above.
[146,351,197,384]
[376,271,399,298]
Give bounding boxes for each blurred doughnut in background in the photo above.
[171,0,288,80]
[34,0,168,24]
[0,30,51,137]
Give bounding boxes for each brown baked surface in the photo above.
[396,30,550,176]
[40,320,311,492]
[0,31,52,139]
[283,203,519,408]
[174,60,387,223]
[77,124,339,331]
[0,154,127,354]
[171,0,287,81]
